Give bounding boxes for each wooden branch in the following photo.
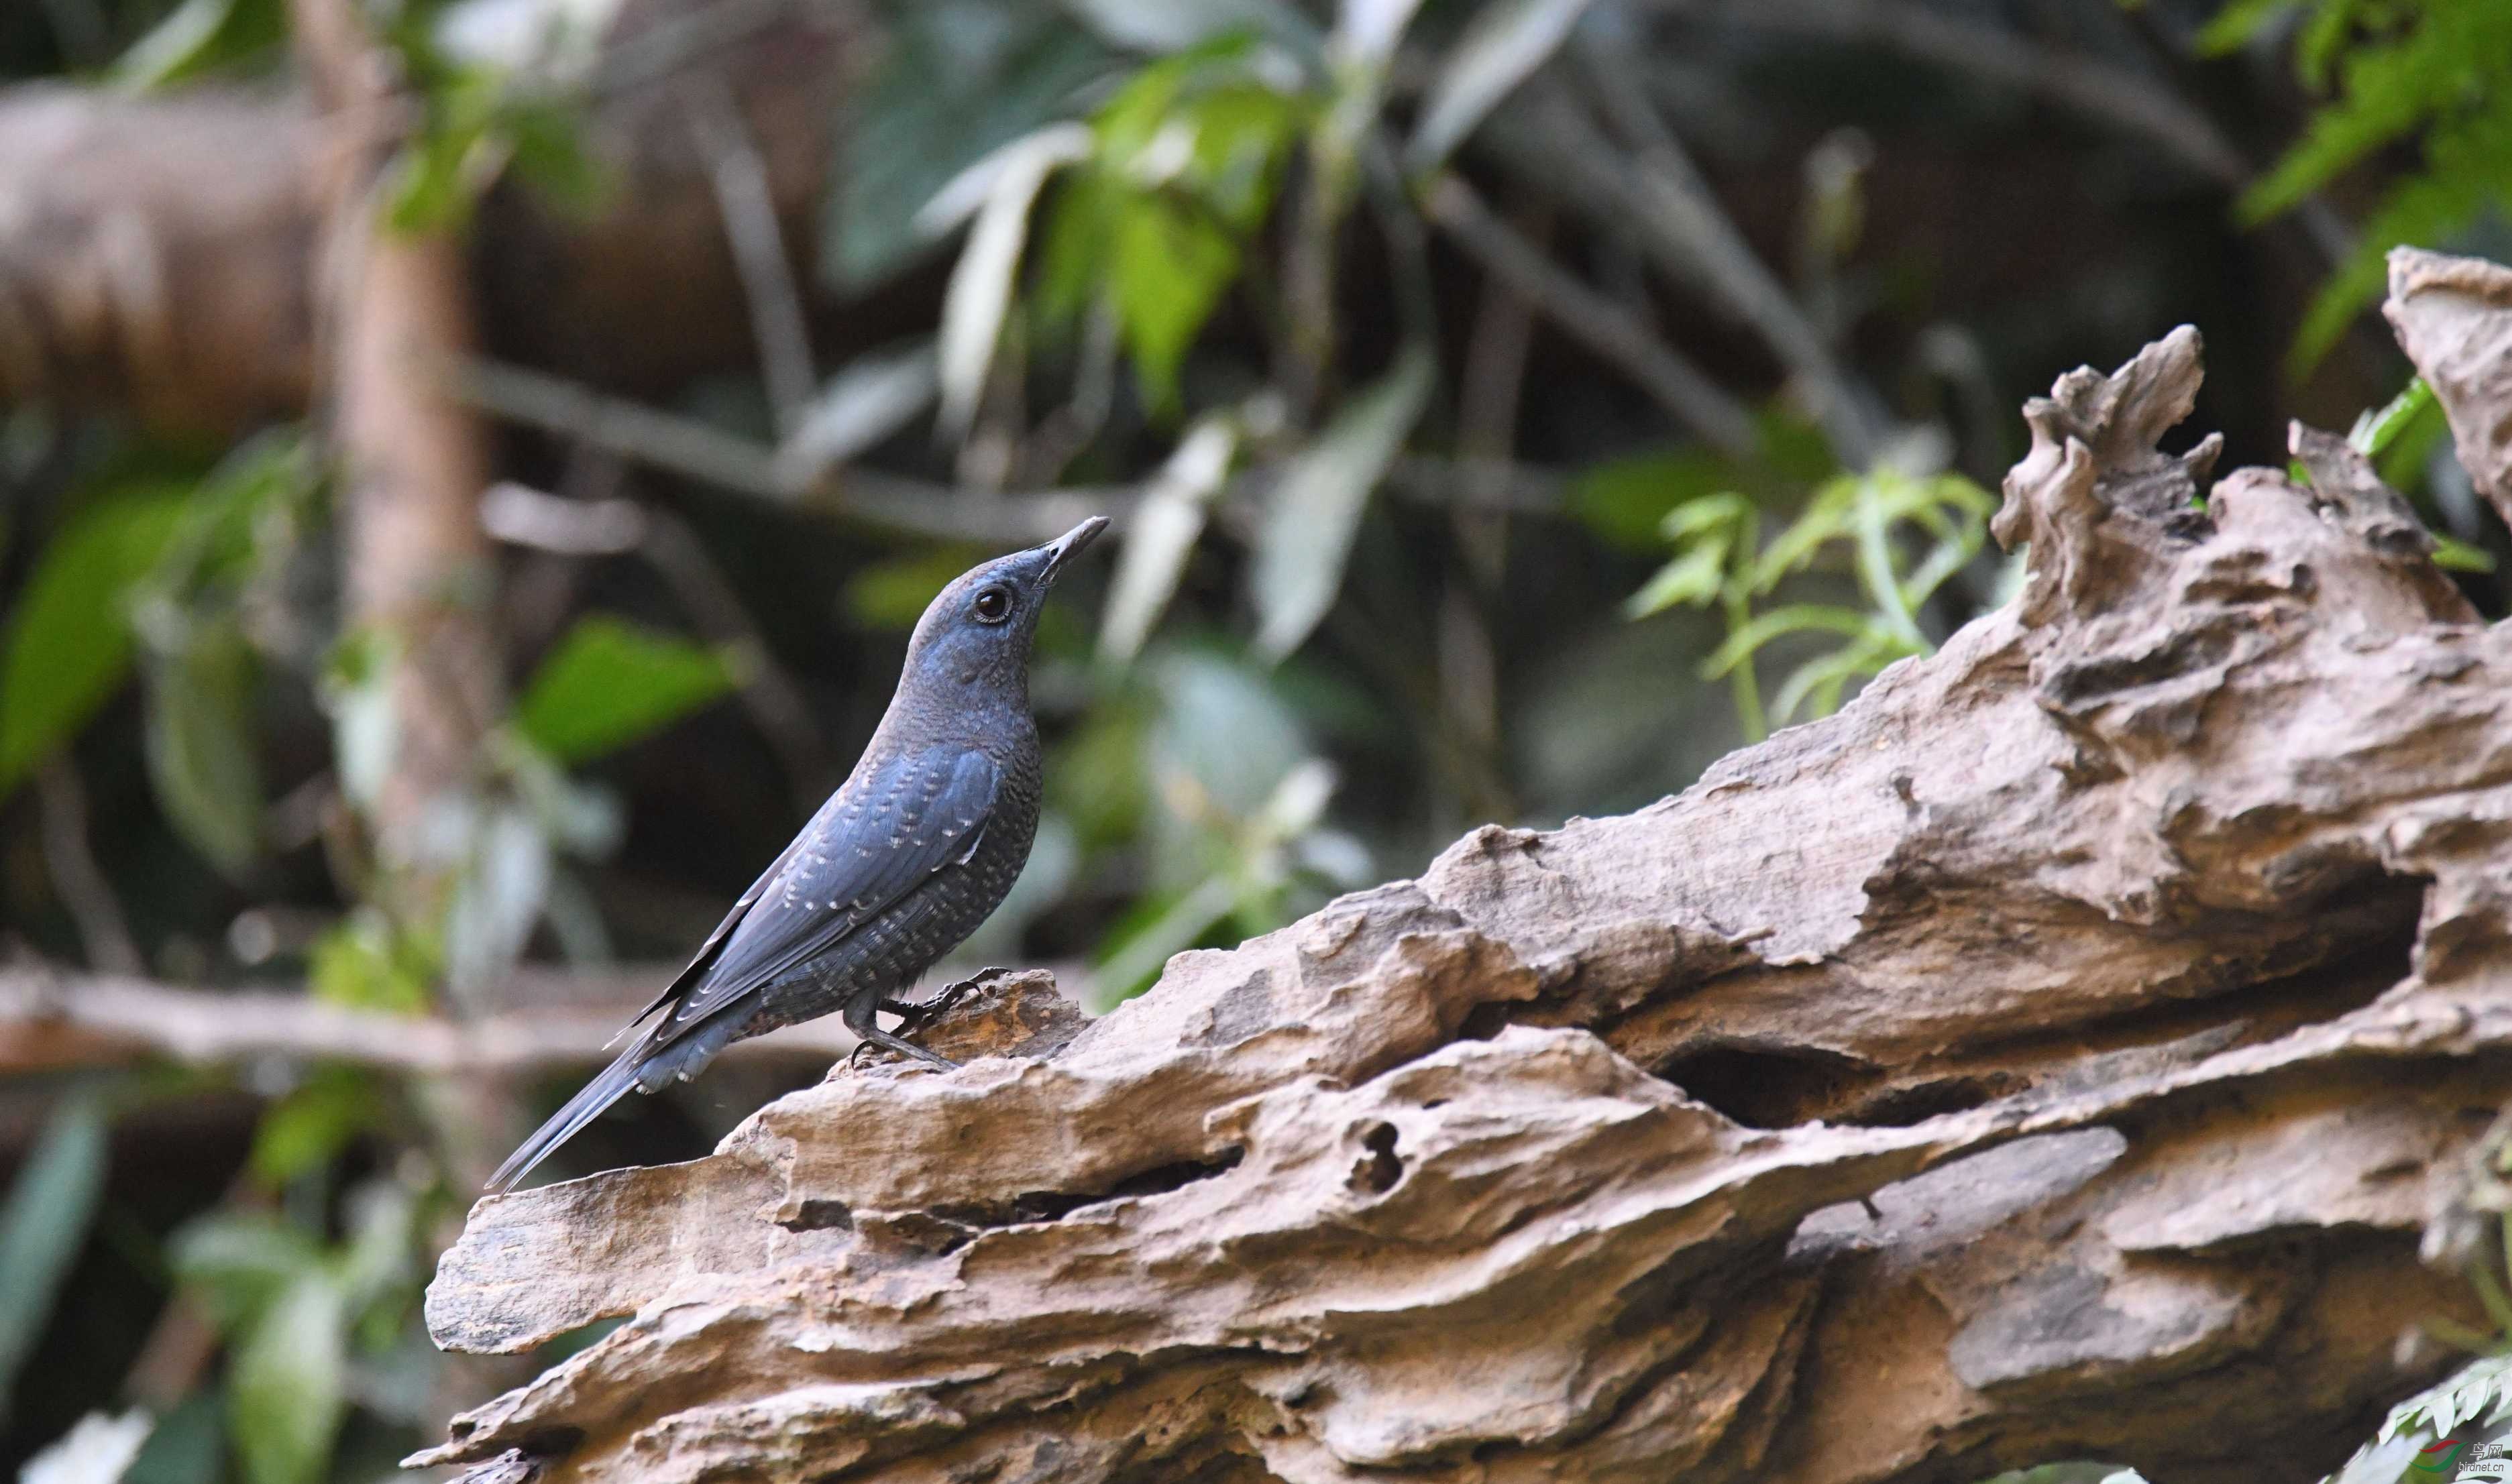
[0,968,849,1077]
[406,256,2512,1484]
[0,960,1093,1078]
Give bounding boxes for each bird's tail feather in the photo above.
[485,1039,649,1194]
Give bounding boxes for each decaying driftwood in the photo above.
[408,251,2512,1484]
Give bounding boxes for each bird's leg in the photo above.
[880,966,1007,1026]
[842,982,960,1072]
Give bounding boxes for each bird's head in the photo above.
[899,516,1110,695]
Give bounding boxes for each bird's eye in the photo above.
[971,585,1014,624]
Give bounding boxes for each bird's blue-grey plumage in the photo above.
[486,516,1107,1194]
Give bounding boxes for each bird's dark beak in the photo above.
[1037,516,1110,581]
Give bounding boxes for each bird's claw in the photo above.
[845,969,1005,1073]
[885,966,1007,1030]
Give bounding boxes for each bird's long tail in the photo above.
[485,1037,650,1194]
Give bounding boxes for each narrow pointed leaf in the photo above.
[1406,0,1594,172]
[1250,346,1434,661]
[0,1094,109,1420]
[514,616,741,766]
[0,494,188,801]
[1101,417,1238,662]
[936,124,1095,441]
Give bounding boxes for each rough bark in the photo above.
[0,0,855,439]
[407,262,2512,1483]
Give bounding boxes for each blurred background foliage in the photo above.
[0,0,2508,1478]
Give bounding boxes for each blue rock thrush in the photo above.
[486,516,1109,1193]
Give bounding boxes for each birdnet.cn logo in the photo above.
[2413,1437,2508,1477]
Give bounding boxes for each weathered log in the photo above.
[2387,247,2512,531]
[408,256,2512,1483]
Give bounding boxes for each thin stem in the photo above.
[1723,584,1767,742]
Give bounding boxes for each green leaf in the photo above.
[1623,539,1729,618]
[1405,0,1595,173]
[1144,645,1315,825]
[443,803,553,996]
[308,912,435,1015]
[1112,195,1240,410]
[111,0,288,89]
[112,0,236,86]
[1087,870,1240,1008]
[1034,170,1122,329]
[1250,345,1436,661]
[124,1391,223,1484]
[1101,417,1239,661]
[0,494,188,802]
[2433,534,2498,573]
[250,1067,385,1188]
[0,1094,109,1420]
[228,1273,347,1484]
[383,114,488,233]
[514,616,741,765]
[825,3,1114,291]
[1770,627,1912,726]
[1699,604,1875,679]
[2348,377,2436,457]
[170,1212,323,1331]
[502,97,607,217]
[2194,0,2303,55]
[936,123,1096,439]
[1576,450,1739,553]
[336,1178,421,1322]
[778,340,940,481]
[1660,492,1755,541]
[1181,81,1307,230]
[321,628,400,813]
[141,618,264,875]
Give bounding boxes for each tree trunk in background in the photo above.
[405,253,2512,1484]
[290,0,498,921]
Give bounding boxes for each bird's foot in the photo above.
[847,1025,959,1072]
[843,970,1004,1073]
[880,966,1006,1031]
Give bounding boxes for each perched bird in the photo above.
[486,516,1109,1194]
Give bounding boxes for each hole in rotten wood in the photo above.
[924,1147,1248,1231]
[1847,1076,2007,1127]
[1349,1123,1404,1194]
[787,1198,853,1232]
[1651,1041,1880,1129]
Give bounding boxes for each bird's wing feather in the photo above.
[614,823,814,1036]
[641,748,1001,1043]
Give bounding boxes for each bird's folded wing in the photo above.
[639,748,1002,1043]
